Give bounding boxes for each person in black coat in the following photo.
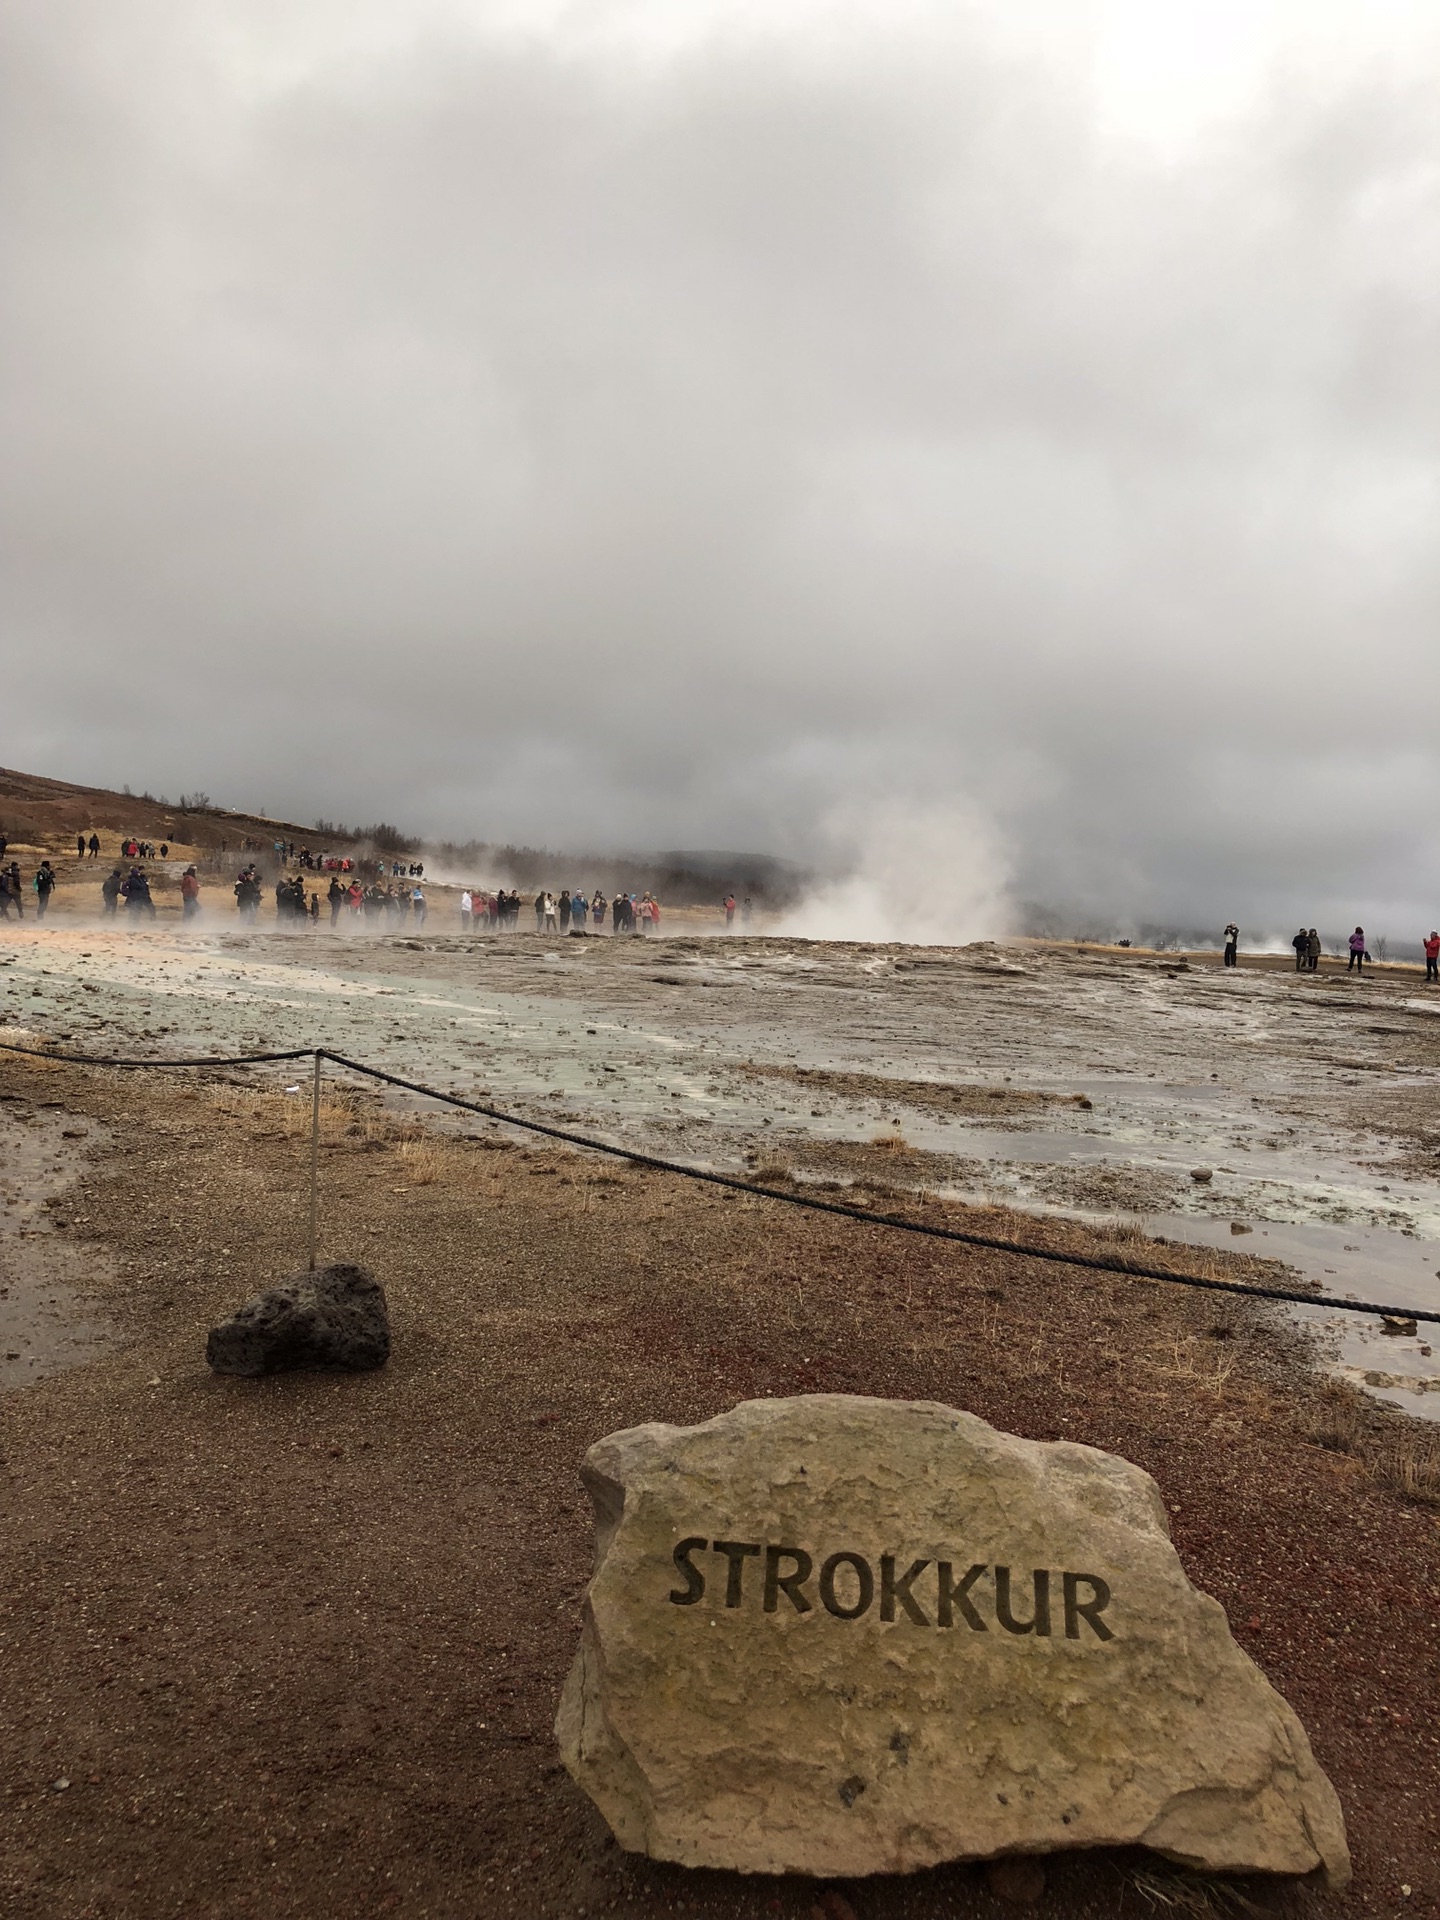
[121,868,156,917]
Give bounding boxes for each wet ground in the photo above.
[3,923,1438,1411]
[0,1093,115,1388]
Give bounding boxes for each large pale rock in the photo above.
[556,1395,1348,1886]
[206,1263,389,1376]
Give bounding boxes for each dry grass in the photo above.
[1293,1379,1440,1507]
[869,1128,913,1152]
[0,1034,66,1073]
[1151,1332,1241,1401]
[749,1158,795,1185]
[396,1137,453,1185]
[1129,1866,1272,1916]
[1296,1381,1368,1456]
[206,1081,366,1140]
[1092,1216,1153,1246]
[1370,1433,1440,1507]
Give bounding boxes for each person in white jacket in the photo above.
[460,889,472,931]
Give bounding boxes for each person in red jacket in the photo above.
[181,866,201,920]
[1425,931,1439,984]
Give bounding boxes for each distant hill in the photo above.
[0,765,805,905]
[0,764,328,855]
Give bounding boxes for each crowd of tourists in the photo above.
[1215,923,1440,981]
[322,875,428,926]
[456,889,663,934]
[21,853,164,917]
[61,832,170,861]
[281,845,424,878]
[225,865,422,926]
[6,832,1440,979]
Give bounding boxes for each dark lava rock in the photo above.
[206,1263,389,1377]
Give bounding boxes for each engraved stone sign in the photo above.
[555,1395,1349,1885]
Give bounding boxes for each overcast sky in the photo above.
[5,0,1439,935]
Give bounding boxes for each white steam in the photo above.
[777,798,1012,947]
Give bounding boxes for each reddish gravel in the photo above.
[1,1052,1437,1920]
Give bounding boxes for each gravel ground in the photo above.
[2,1049,1438,1920]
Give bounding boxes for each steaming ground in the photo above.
[3,921,1438,1414]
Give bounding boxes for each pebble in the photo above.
[984,1856,1046,1905]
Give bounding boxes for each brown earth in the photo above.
[742,1137,1266,1236]
[1330,1086,1440,1182]
[0,763,325,861]
[735,1062,1085,1121]
[2,1048,1439,1920]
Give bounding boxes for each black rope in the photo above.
[3,1036,1436,1325]
[316,1050,1440,1325]
[0,1040,316,1069]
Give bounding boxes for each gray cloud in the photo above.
[4,2,1438,936]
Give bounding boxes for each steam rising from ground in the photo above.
[778,800,1012,947]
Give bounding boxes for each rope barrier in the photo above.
[3,1037,1437,1325]
[0,1040,316,1069]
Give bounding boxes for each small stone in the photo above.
[1381,1316,1418,1337]
[1190,1167,1214,1183]
[206,1263,389,1376]
[1229,1221,1252,1235]
[986,1856,1046,1905]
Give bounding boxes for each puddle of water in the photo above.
[1128,1212,1440,1417]
[0,1102,117,1390]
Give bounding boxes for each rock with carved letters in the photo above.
[555,1395,1348,1886]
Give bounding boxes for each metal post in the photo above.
[308,1050,322,1271]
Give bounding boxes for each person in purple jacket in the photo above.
[1348,927,1367,972]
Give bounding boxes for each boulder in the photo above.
[556,1395,1348,1886]
[206,1263,389,1376]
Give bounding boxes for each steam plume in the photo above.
[778,798,1012,947]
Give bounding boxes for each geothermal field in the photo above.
[2,909,1439,1917]
[5,918,1440,1407]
